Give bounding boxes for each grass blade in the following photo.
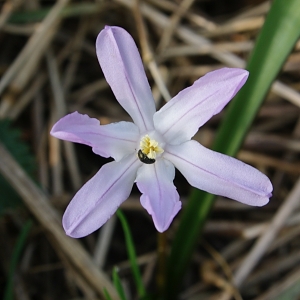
[113,267,127,300]
[116,209,146,298]
[4,220,32,300]
[103,288,113,300]
[166,0,300,298]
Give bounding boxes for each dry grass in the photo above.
[0,0,300,299]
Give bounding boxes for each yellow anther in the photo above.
[139,135,164,159]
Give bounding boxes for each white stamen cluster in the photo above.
[139,135,164,159]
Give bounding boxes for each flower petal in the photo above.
[154,68,249,144]
[50,112,139,161]
[136,159,181,232]
[164,140,272,206]
[63,154,141,238]
[96,26,156,132]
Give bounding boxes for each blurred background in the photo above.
[0,0,300,299]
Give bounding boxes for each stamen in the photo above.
[138,135,164,164]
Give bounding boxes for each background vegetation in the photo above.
[0,0,300,299]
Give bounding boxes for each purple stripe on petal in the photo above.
[63,154,141,238]
[51,112,139,161]
[96,26,156,132]
[164,141,272,206]
[154,68,249,144]
[136,159,181,232]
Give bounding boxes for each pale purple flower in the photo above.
[51,26,272,238]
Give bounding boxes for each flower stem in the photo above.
[157,231,167,295]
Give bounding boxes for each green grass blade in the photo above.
[166,0,300,298]
[103,288,113,300]
[4,220,32,300]
[272,277,300,300]
[116,209,146,298]
[112,267,127,300]
[214,0,300,156]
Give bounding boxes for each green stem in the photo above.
[157,232,167,295]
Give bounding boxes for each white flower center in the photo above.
[139,135,164,162]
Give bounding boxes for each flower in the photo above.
[51,26,273,238]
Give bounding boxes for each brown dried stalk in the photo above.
[0,142,120,300]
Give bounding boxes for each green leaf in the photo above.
[0,120,35,215]
[4,220,32,300]
[116,210,147,298]
[165,0,300,298]
[103,288,113,300]
[112,267,127,300]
